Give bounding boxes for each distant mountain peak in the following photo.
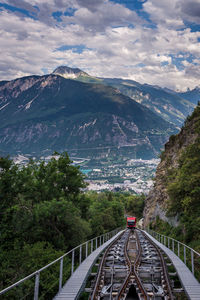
[52,66,89,79]
[194,86,200,91]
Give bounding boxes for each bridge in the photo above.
[1,227,200,299]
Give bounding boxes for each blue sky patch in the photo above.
[110,0,147,11]
[161,61,169,67]
[183,21,200,33]
[169,53,196,70]
[0,2,37,19]
[135,63,146,68]
[55,44,88,54]
[41,68,49,74]
[52,11,63,22]
[64,7,77,17]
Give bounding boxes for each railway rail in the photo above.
[90,229,177,300]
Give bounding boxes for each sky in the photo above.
[0,0,200,91]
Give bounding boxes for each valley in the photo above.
[82,158,158,193]
[13,152,159,194]
[1,65,199,195]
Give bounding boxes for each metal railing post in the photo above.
[96,237,97,249]
[103,234,105,244]
[178,241,180,257]
[34,272,40,300]
[168,237,170,248]
[59,258,63,292]
[86,241,88,258]
[71,250,74,275]
[91,239,93,253]
[184,246,186,265]
[79,245,82,265]
[191,250,194,274]
[172,239,174,252]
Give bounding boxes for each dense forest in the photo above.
[0,153,144,298]
[151,104,200,252]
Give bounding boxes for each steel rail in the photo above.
[141,230,174,299]
[134,230,149,300]
[116,230,132,299]
[109,256,115,300]
[90,230,126,300]
[91,228,174,300]
[116,229,149,300]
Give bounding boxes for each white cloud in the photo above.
[63,1,143,32]
[143,0,200,29]
[0,0,200,91]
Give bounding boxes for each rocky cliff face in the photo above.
[143,108,199,227]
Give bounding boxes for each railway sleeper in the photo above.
[89,230,177,300]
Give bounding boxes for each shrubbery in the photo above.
[0,153,144,297]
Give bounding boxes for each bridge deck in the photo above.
[144,230,200,300]
[53,230,124,300]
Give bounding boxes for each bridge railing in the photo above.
[146,228,200,281]
[0,227,122,299]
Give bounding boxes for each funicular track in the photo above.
[90,229,174,300]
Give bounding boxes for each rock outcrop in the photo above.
[143,106,199,227]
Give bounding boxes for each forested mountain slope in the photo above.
[143,103,200,246]
[50,66,195,127]
[0,73,176,159]
[101,78,194,127]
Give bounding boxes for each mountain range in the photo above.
[54,67,198,127]
[0,66,199,159]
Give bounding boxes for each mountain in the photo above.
[0,73,176,159]
[177,87,200,105]
[55,68,194,128]
[52,66,90,79]
[143,103,200,244]
[100,78,195,127]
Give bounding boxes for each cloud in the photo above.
[143,0,200,29]
[0,0,76,25]
[0,0,200,91]
[63,1,143,32]
[180,1,200,24]
[76,0,105,12]
[143,0,184,29]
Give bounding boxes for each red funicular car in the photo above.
[127,217,136,230]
